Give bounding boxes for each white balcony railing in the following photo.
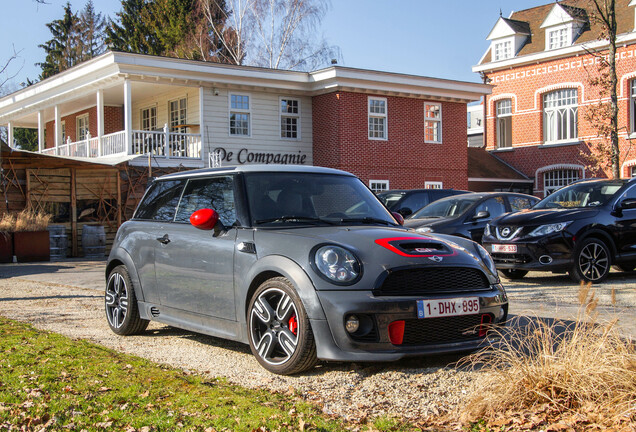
[39,128,202,160]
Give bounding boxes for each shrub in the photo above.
[461,284,636,430]
[0,210,52,232]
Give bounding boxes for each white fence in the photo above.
[39,129,201,160]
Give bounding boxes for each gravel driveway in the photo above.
[0,260,634,423]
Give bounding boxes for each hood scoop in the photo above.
[375,237,457,258]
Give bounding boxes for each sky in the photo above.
[0,0,554,92]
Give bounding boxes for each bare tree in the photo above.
[0,46,24,91]
[202,0,339,70]
[581,0,621,178]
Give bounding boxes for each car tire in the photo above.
[569,238,611,284]
[499,269,528,280]
[247,277,317,375]
[105,265,149,335]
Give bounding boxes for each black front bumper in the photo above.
[484,233,573,272]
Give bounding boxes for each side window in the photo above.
[508,196,536,212]
[474,197,506,219]
[622,185,636,200]
[174,176,237,226]
[398,193,430,212]
[135,180,184,221]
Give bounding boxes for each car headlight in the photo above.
[415,227,434,233]
[528,221,571,237]
[475,243,498,276]
[312,245,361,285]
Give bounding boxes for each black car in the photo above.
[404,192,539,244]
[378,189,469,217]
[483,178,636,283]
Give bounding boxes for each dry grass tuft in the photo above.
[0,210,52,232]
[460,283,636,430]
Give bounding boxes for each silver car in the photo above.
[105,165,508,375]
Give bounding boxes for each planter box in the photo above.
[13,231,50,262]
[0,232,12,263]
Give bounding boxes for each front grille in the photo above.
[401,314,489,346]
[374,267,490,296]
[491,253,532,265]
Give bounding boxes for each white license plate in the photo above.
[491,244,517,253]
[416,297,480,319]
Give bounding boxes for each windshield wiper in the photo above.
[340,217,396,226]
[255,216,338,225]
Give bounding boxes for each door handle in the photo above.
[156,234,171,245]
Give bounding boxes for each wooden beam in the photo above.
[71,168,77,257]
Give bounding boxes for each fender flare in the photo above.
[240,255,326,322]
[576,228,616,258]
[105,249,146,302]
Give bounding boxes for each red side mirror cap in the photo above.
[392,212,404,226]
[190,208,219,230]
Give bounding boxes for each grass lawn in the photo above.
[0,317,412,432]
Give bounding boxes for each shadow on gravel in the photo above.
[0,294,101,301]
[0,264,75,279]
[143,325,252,355]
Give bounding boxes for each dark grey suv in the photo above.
[105,165,508,374]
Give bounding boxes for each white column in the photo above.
[124,80,132,155]
[7,121,13,148]
[37,111,44,153]
[54,105,61,150]
[97,89,104,156]
[199,86,205,162]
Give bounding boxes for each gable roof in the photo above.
[477,0,634,66]
[467,147,531,181]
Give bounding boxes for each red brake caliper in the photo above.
[288,315,298,335]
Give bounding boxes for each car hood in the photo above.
[253,225,495,288]
[491,208,600,226]
[404,216,456,229]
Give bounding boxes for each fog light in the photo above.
[345,315,360,333]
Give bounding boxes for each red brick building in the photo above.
[473,0,636,196]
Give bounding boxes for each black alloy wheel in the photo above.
[247,277,317,375]
[569,238,611,284]
[105,265,149,335]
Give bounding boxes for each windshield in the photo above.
[534,181,624,209]
[410,196,481,219]
[377,192,405,210]
[244,172,397,226]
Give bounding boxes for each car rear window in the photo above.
[134,180,184,221]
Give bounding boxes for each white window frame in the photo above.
[496,99,512,149]
[631,165,636,178]
[493,39,513,61]
[140,105,157,131]
[229,93,251,137]
[169,97,187,130]
[368,97,387,140]
[425,181,443,189]
[547,26,569,50]
[544,169,579,196]
[61,120,66,143]
[76,114,89,141]
[631,80,636,134]
[280,97,300,140]
[369,180,389,193]
[424,102,442,144]
[543,89,578,144]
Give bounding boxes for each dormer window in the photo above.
[548,27,569,49]
[494,39,513,61]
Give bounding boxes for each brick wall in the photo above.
[484,43,636,194]
[45,106,124,148]
[312,91,469,190]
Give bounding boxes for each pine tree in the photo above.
[38,2,80,79]
[77,0,107,61]
[106,0,163,55]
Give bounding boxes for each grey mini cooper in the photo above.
[105,165,508,374]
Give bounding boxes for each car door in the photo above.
[154,175,238,320]
[613,184,636,260]
[129,179,185,305]
[466,196,507,243]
